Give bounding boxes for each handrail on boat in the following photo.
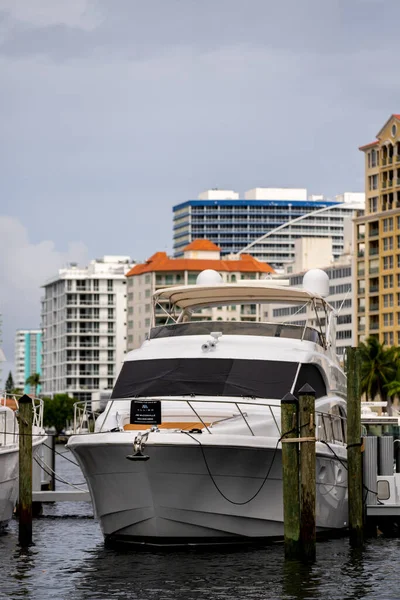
[0,391,45,433]
[70,397,347,446]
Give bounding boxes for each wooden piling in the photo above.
[281,392,300,558]
[18,395,33,546]
[298,384,316,561]
[346,346,363,547]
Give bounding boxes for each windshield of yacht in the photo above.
[111,358,327,400]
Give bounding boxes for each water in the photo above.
[1,446,400,600]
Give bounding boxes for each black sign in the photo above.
[130,400,162,425]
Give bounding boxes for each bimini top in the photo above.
[153,282,331,311]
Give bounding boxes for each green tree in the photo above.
[359,337,398,414]
[43,394,76,435]
[25,373,41,396]
[5,371,14,393]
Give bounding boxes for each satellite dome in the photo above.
[303,269,329,298]
[196,269,223,286]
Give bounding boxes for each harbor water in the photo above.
[1,446,400,600]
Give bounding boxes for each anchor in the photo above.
[126,431,150,461]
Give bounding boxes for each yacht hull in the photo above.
[69,433,348,546]
[0,447,19,527]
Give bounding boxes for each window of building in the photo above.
[369,197,378,213]
[145,274,151,284]
[384,332,394,346]
[108,308,114,319]
[108,294,114,305]
[383,217,394,232]
[384,275,393,288]
[383,294,394,308]
[128,306,133,314]
[93,279,99,291]
[384,313,394,327]
[67,280,73,291]
[383,256,394,270]
[145,318,150,327]
[145,289,151,298]
[128,320,133,329]
[107,280,113,291]
[397,216,400,230]
[383,237,393,251]
[128,293,133,301]
[145,304,150,313]
[165,275,173,284]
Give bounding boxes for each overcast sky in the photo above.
[1,0,399,385]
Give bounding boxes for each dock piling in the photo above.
[281,392,300,558]
[18,395,33,546]
[298,384,316,561]
[346,346,363,547]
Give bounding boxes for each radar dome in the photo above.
[196,269,223,286]
[302,269,329,297]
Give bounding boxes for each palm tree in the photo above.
[25,373,41,397]
[358,337,398,415]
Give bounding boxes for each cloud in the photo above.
[0,0,102,31]
[0,216,88,386]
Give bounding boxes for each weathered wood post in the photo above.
[281,392,300,558]
[346,346,363,546]
[18,394,33,546]
[298,384,316,561]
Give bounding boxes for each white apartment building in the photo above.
[41,256,132,402]
[126,240,275,350]
[14,329,42,393]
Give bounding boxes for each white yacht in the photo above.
[68,270,348,546]
[0,394,46,527]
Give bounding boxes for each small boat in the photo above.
[68,269,348,546]
[0,394,46,528]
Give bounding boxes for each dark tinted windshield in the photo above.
[111,358,327,399]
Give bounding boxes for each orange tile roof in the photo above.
[184,239,220,251]
[126,252,275,276]
[359,140,379,151]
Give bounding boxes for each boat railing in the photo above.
[73,401,102,434]
[0,392,44,445]
[71,397,347,446]
[0,392,44,429]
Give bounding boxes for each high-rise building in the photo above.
[41,256,132,401]
[126,239,275,350]
[173,188,364,269]
[355,114,400,346]
[14,330,42,393]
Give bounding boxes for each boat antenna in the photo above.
[337,286,351,315]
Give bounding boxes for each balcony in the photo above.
[358,324,365,332]
[358,270,365,277]
[369,285,379,293]
[369,268,379,275]
[382,181,387,189]
[369,228,379,238]
[370,303,379,312]
[358,306,365,313]
[369,248,379,256]
[370,323,379,331]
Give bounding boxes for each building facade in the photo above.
[126,240,275,351]
[14,330,42,393]
[355,114,400,346]
[173,188,364,269]
[41,256,132,401]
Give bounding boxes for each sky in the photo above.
[1,0,400,385]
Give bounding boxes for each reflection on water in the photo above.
[1,447,400,599]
